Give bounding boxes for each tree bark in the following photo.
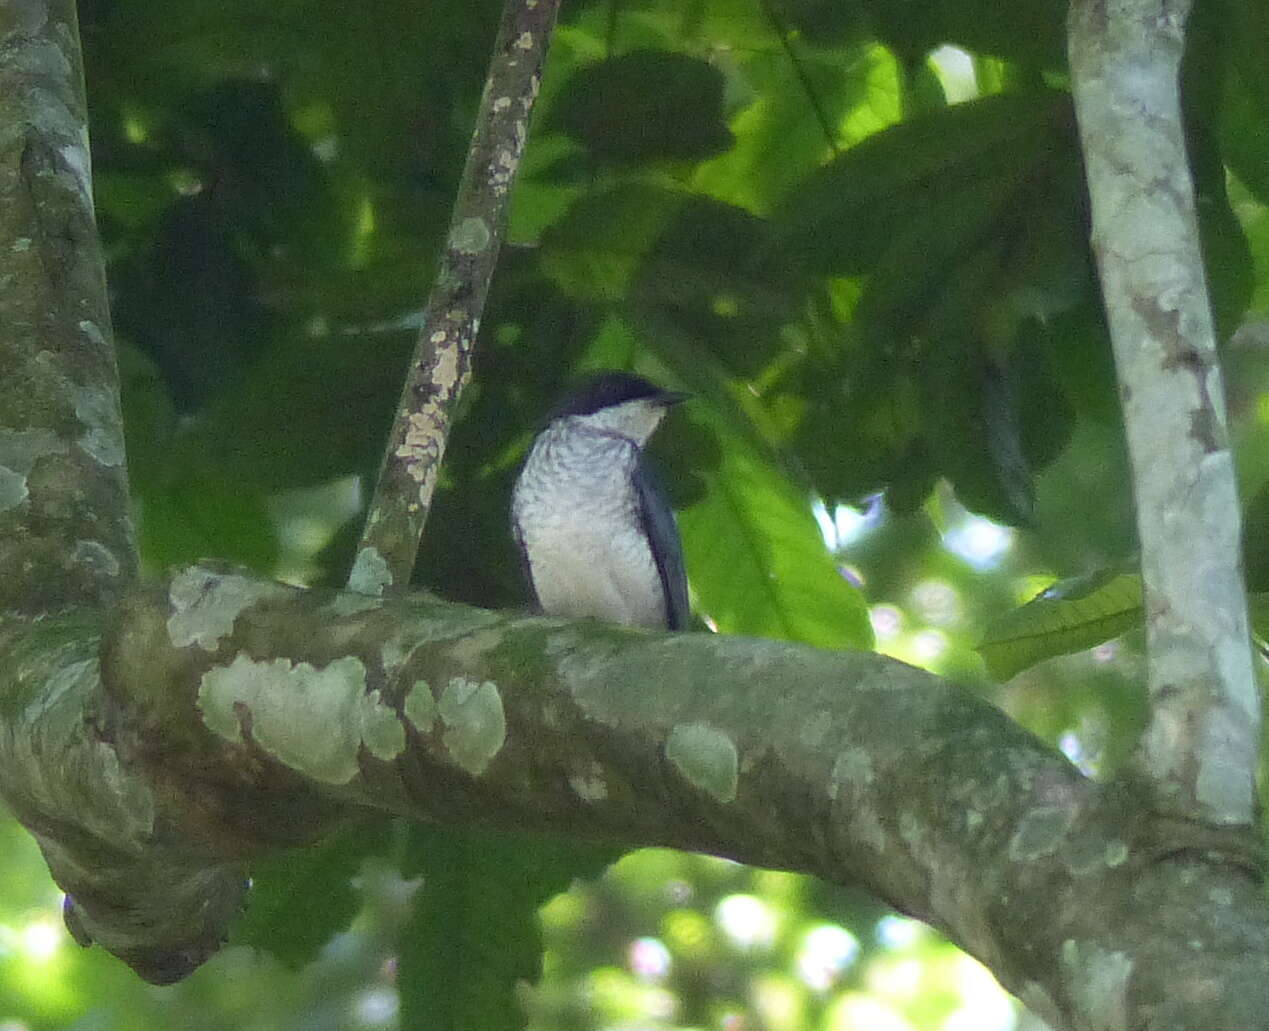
[0,563,1262,1026]
[351,0,560,595]
[0,0,136,613]
[1,1,1267,1028]
[1069,0,1261,831]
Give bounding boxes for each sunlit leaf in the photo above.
[691,37,890,213]
[630,315,872,650]
[978,566,1143,681]
[773,90,1068,275]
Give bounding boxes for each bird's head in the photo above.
[548,371,688,446]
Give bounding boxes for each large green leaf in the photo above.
[627,315,873,650]
[772,90,1068,275]
[1240,482,1269,593]
[866,0,1067,67]
[691,37,894,214]
[1223,63,1269,207]
[1225,0,1269,204]
[635,197,806,376]
[169,328,412,492]
[1251,592,1269,656]
[138,475,279,575]
[918,344,1036,527]
[539,183,686,303]
[678,426,873,648]
[399,826,616,1031]
[233,819,392,968]
[768,91,1087,523]
[978,566,1143,681]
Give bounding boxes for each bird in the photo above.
[511,371,689,630]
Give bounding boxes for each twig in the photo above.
[350,0,561,595]
[1068,0,1260,829]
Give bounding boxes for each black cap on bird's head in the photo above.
[548,371,689,421]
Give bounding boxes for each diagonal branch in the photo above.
[350,0,561,596]
[1068,0,1261,831]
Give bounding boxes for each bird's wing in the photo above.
[634,456,690,630]
[510,511,542,610]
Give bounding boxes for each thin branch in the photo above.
[0,0,137,611]
[1068,0,1260,829]
[350,0,561,596]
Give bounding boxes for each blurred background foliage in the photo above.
[2,0,1267,1026]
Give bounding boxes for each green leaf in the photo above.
[691,37,892,214]
[978,567,1144,681]
[116,339,177,490]
[635,197,805,376]
[775,0,870,44]
[628,314,873,650]
[1243,198,1269,317]
[173,328,413,491]
[138,475,279,574]
[550,51,734,164]
[773,90,1068,275]
[849,177,1019,338]
[399,826,617,1031]
[1250,592,1269,654]
[1014,317,1077,471]
[1194,154,1254,341]
[539,184,685,303]
[1242,481,1269,592]
[909,251,1048,527]
[921,345,1036,527]
[869,0,1066,67]
[1223,62,1269,206]
[113,192,274,411]
[1182,1,1254,339]
[233,819,392,968]
[1227,0,1269,201]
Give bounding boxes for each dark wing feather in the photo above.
[510,513,542,610]
[633,456,689,630]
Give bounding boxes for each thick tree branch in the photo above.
[350,0,560,595]
[1068,0,1260,829]
[0,563,1263,1025]
[0,0,137,613]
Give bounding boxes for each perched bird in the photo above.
[511,372,689,630]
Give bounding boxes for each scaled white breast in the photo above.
[512,422,666,629]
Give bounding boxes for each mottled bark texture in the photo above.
[0,0,137,613]
[351,0,561,595]
[0,563,1262,1024]
[1069,0,1260,831]
[0,0,1266,1025]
